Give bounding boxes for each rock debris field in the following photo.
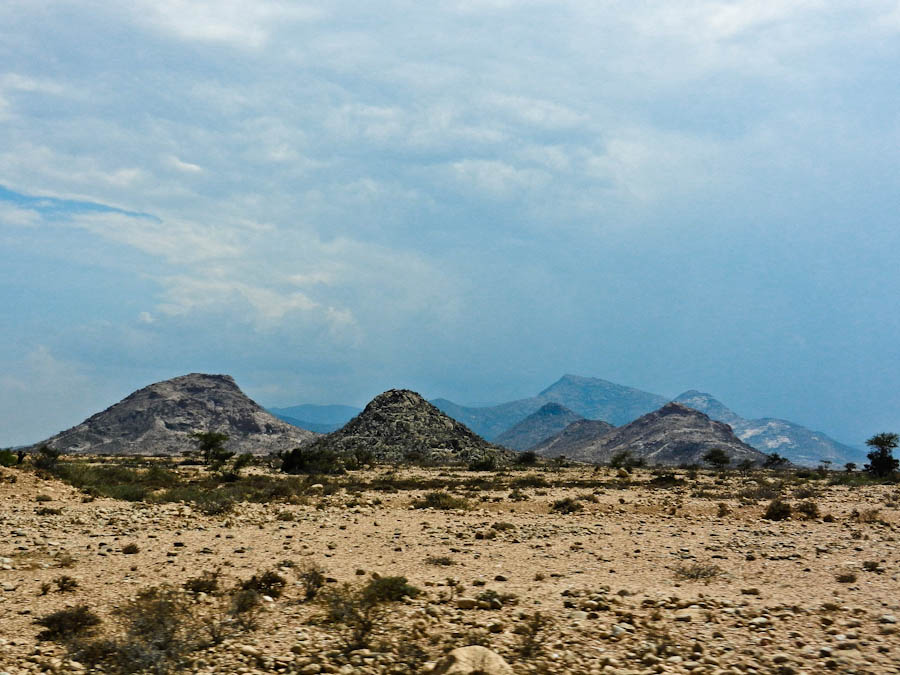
[1,463,899,674]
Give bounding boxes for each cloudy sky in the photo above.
[3,1,900,447]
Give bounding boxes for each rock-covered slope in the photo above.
[31,373,318,456]
[433,375,665,440]
[673,391,865,466]
[495,403,585,451]
[306,389,511,465]
[545,402,767,466]
[531,419,616,458]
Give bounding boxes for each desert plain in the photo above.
[1,462,899,674]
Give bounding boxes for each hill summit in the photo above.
[307,389,509,465]
[31,373,318,456]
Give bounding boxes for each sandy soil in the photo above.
[1,464,899,674]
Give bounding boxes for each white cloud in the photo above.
[168,156,204,173]
[0,202,40,227]
[133,0,324,48]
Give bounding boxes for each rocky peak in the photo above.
[309,389,510,465]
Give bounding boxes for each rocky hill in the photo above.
[673,391,865,466]
[530,419,616,458]
[30,373,318,456]
[433,375,665,440]
[305,389,511,465]
[542,402,767,466]
[494,403,585,451]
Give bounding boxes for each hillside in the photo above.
[673,390,865,466]
[303,389,511,465]
[531,419,615,458]
[543,402,767,466]
[494,403,585,451]
[30,373,318,456]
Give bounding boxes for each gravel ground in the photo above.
[1,464,899,674]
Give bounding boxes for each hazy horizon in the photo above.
[3,2,899,447]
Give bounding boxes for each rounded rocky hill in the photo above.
[307,389,511,465]
[31,373,318,456]
[543,402,768,466]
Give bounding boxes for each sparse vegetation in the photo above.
[674,562,723,582]
[763,498,792,521]
[34,605,101,641]
[296,563,327,601]
[412,490,470,510]
[320,576,421,650]
[241,569,287,598]
[550,497,584,514]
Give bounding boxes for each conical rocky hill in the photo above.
[543,402,767,466]
[495,403,585,451]
[309,389,511,465]
[531,419,615,457]
[31,373,318,456]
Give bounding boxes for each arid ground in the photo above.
[1,462,899,674]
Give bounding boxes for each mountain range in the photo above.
[274,374,863,466]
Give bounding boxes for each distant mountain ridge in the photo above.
[31,373,318,456]
[432,375,666,440]
[673,390,865,467]
[535,402,767,466]
[494,403,585,451]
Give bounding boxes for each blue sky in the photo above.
[3,1,900,447]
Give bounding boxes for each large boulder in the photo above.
[432,645,513,675]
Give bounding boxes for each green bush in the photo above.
[35,605,101,641]
[280,446,346,475]
[550,497,584,514]
[241,570,286,599]
[0,449,16,467]
[412,491,470,510]
[763,498,792,521]
[515,451,538,466]
[362,575,420,603]
[184,570,221,595]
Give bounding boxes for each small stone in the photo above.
[455,597,477,610]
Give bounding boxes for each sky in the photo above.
[2,1,900,448]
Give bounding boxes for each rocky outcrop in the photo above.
[544,402,767,466]
[495,403,585,451]
[30,373,317,456]
[307,389,511,465]
[531,419,615,458]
